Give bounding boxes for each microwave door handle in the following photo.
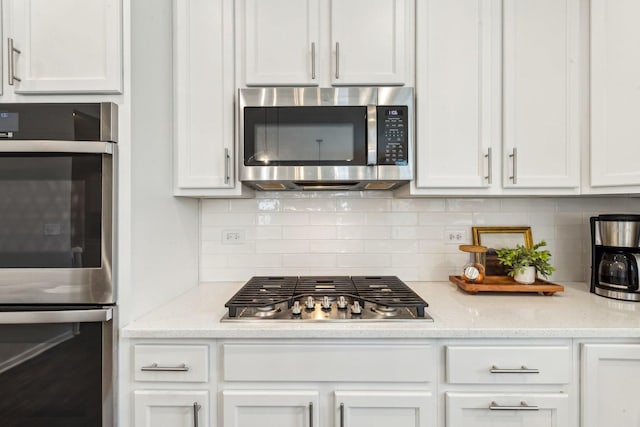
[366,105,377,165]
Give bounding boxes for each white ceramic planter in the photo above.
[514,266,536,284]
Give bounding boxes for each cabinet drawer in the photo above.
[134,345,209,383]
[223,343,433,382]
[446,346,571,384]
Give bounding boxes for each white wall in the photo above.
[128,0,199,323]
[200,193,640,283]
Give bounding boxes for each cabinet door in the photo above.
[446,393,569,427]
[223,390,319,427]
[502,0,580,189]
[581,344,640,427]
[173,0,238,194]
[7,0,122,93]
[134,390,209,427]
[415,0,500,189]
[335,391,434,427]
[241,0,320,86]
[330,0,412,86]
[590,0,640,188]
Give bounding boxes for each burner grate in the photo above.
[352,276,428,317]
[224,275,429,319]
[224,276,298,317]
[294,276,358,297]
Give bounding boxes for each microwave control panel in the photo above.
[377,106,409,165]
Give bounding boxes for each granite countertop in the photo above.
[121,281,640,339]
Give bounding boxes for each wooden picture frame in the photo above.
[472,226,533,276]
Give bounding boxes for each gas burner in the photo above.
[370,305,399,317]
[254,306,280,318]
[223,276,433,322]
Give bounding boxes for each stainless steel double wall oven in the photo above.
[0,103,117,426]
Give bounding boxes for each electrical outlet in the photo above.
[222,229,245,244]
[445,229,467,244]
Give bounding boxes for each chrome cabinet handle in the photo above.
[224,148,231,184]
[509,147,518,184]
[335,42,340,79]
[339,402,344,427]
[489,401,539,411]
[311,42,316,80]
[193,402,201,427]
[8,38,21,85]
[484,147,492,184]
[140,362,189,372]
[490,365,540,374]
[309,402,313,427]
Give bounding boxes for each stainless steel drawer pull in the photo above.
[193,402,201,427]
[311,42,316,80]
[224,148,231,184]
[140,362,189,372]
[484,147,492,184]
[309,402,313,427]
[509,147,518,184]
[489,401,539,411]
[339,402,345,427]
[490,365,540,374]
[335,42,340,79]
[8,38,21,85]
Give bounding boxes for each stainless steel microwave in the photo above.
[239,87,413,191]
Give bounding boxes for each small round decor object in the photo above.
[462,263,485,283]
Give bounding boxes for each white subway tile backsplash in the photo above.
[283,198,337,212]
[336,225,391,240]
[309,240,363,253]
[199,196,637,283]
[283,226,337,240]
[309,212,365,226]
[365,212,418,226]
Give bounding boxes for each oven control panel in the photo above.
[377,106,409,165]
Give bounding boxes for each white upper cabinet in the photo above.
[414,0,500,190]
[502,0,580,189]
[242,0,320,86]
[330,0,410,86]
[409,0,582,196]
[6,0,122,94]
[174,0,249,196]
[237,0,414,87]
[589,0,640,191]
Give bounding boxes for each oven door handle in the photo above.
[0,140,115,154]
[0,308,112,324]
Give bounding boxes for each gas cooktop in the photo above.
[221,276,433,322]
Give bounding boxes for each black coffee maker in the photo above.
[591,214,640,301]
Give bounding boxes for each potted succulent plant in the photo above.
[495,240,555,284]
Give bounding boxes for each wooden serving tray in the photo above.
[449,275,564,296]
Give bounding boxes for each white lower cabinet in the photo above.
[443,342,573,427]
[446,392,569,427]
[581,343,640,427]
[335,390,434,427]
[222,389,433,427]
[221,341,436,427]
[134,390,209,427]
[131,343,212,427]
[222,390,319,427]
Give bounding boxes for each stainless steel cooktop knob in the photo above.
[305,296,315,310]
[292,300,302,315]
[351,300,362,315]
[322,296,331,310]
[337,295,348,309]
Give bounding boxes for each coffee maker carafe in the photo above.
[591,214,640,301]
